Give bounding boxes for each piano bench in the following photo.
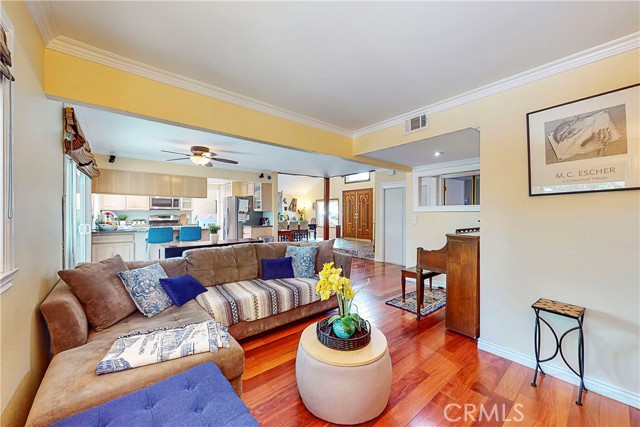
[401,267,440,308]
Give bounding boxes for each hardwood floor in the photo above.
[240,259,638,426]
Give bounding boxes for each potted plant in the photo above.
[208,224,220,243]
[117,214,128,226]
[316,262,370,339]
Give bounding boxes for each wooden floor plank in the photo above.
[238,258,634,427]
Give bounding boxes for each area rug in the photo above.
[385,288,446,317]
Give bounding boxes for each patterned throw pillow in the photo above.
[118,264,172,317]
[285,246,318,278]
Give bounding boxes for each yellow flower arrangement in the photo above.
[316,262,370,337]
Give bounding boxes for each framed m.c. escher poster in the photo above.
[526,84,639,196]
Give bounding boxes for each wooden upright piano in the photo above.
[417,232,480,338]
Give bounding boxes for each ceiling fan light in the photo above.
[190,155,210,165]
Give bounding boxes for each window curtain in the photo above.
[0,25,14,81]
[64,107,100,178]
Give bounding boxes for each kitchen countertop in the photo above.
[243,224,273,228]
[92,225,207,234]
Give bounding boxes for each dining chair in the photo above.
[145,227,174,260]
[177,226,202,242]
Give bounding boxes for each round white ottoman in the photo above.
[295,323,392,425]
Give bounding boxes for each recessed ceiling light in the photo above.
[433,151,444,157]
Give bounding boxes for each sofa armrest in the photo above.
[333,251,353,278]
[40,281,89,355]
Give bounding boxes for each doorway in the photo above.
[383,185,405,265]
[63,156,92,268]
[342,188,373,240]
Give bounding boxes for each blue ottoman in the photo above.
[52,363,258,427]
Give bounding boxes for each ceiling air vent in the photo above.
[405,113,428,134]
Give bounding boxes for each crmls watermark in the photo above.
[444,403,525,423]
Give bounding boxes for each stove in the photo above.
[149,215,180,227]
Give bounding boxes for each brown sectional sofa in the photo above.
[26,241,350,426]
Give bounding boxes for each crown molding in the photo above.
[46,36,353,137]
[28,0,638,143]
[25,1,58,44]
[1,5,14,31]
[353,32,640,138]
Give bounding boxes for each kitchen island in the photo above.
[242,225,274,239]
[91,226,210,261]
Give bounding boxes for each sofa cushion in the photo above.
[302,238,335,272]
[285,246,318,278]
[58,255,136,331]
[118,264,173,317]
[26,301,245,427]
[185,245,258,286]
[160,275,207,307]
[127,257,187,278]
[51,363,258,427]
[255,242,293,277]
[40,281,89,355]
[196,277,320,326]
[261,257,294,280]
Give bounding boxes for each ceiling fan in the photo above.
[161,146,238,167]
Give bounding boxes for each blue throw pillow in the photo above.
[159,275,207,307]
[285,246,318,278]
[261,257,295,280]
[118,264,172,317]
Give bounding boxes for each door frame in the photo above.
[380,181,406,265]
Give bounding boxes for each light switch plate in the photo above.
[412,215,418,224]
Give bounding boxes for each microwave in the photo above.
[149,197,181,210]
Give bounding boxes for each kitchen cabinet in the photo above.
[254,183,272,211]
[239,182,248,196]
[99,195,148,211]
[92,233,134,262]
[170,175,207,198]
[125,195,149,210]
[99,194,126,211]
[243,226,273,239]
[92,169,205,197]
[181,198,193,211]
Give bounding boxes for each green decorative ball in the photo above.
[332,318,355,338]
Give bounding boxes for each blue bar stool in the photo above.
[177,226,202,242]
[146,227,174,260]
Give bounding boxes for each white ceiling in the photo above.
[74,105,374,177]
[36,1,639,132]
[361,128,480,168]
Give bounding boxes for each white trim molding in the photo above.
[24,2,639,140]
[25,1,59,44]
[45,36,353,138]
[478,339,640,409]
[353,32,640,138]
[1,9,17,294]
[0,268,18,294]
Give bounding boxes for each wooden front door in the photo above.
[343,190,357,238]
[342,188,373,240]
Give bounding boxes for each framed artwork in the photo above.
[526,84,639,196]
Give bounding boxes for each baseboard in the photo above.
[477,339,640,408]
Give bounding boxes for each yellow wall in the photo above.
[356,49,640,401]
[44,50,407,173]
[0,2,64,426]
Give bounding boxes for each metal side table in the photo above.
[531,298,587,405]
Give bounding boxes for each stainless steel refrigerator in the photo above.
[224,196,262,239]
